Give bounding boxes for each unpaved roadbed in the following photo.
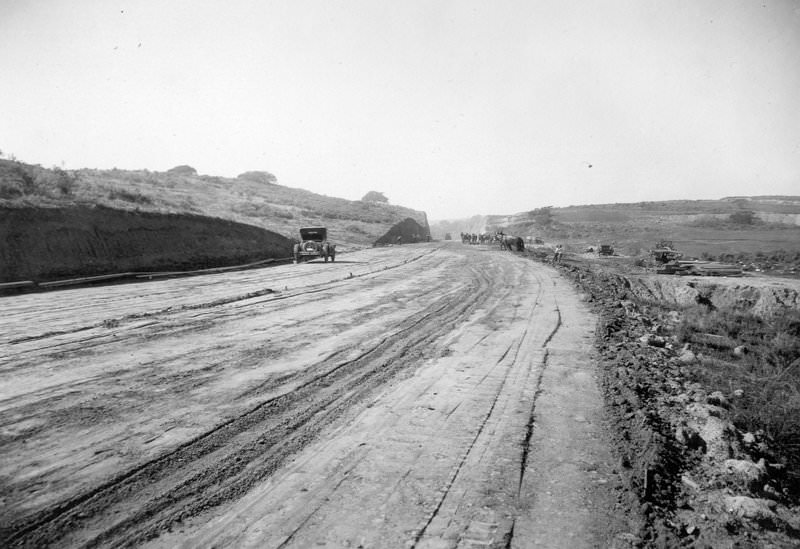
[1,243,624,548]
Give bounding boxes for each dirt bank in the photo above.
[373,217,430,245]
[0,205,293,282]
[551,259,800,548]
[619,273,800,319]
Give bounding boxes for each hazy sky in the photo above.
[2,1,799,220]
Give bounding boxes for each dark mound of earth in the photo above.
[0,205,293,283]
[374,217,430,245]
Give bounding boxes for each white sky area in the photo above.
[1,1,799,220]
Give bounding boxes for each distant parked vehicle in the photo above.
[599,245,614,256]
[293,227,336,263]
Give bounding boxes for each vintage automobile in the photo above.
[293,227,336,263]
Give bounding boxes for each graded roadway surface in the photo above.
[0,242,623,548]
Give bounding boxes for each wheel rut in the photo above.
[2,258,493,548]
[408,267,550,548]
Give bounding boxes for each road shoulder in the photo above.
[513,273,629,548]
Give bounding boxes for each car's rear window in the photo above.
[300,228,326,241]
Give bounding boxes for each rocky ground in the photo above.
[548,256,800,548]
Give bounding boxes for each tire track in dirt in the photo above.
[407,264,550,548]
[2,257,493,548]
[156,251,549,549]
[1,247,438,351]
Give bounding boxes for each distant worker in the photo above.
[396,235,403,245]
[553,244,563,264]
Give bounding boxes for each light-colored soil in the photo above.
[0,242,624,548]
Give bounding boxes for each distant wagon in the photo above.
[293,227,336,263]
[651,240,682,263]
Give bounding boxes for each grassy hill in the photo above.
[431,199,800,266]
[0,159,430,283]
[0,159,430,251]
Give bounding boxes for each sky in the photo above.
[1,1,799,220]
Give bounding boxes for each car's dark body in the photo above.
[293,227,336,263]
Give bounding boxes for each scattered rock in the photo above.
[638,334,666,347]
[681,474,700,491]
[706,391,729,409]
[675,425,706,452]
[724,495,777,521]
[733,345,748,357]
[555,259,799,548]
[763,484,782,500]
[666,310,681,324]
[686,404,736,459]
[723,458,765,488]
[610,532,642,549]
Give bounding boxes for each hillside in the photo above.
[0,159,430,251]
[431,198,800,269]
[0,159,430,283]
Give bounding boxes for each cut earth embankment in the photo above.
[0,205,293,283]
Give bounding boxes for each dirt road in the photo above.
[0,242,623,548]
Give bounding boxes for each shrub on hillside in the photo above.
[528,206,554,226]
[346,224,367,234]
[108,189,153,205]
[237,171,277,185]
[166,165,197,176]
[45,167,77,196]
[361,191,388,203]
[729,210,758,225]
[690,215,728,228]
[0,162,77,198]
[0,180,23,199]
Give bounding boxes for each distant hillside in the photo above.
[430,198,800,259]
[0,159,430,250]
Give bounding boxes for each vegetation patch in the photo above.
[674,306,800,495]
[108,188,153,205]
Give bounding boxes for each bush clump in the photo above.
[361,191,388,203]
[166,165,197,176]
[237,171,277,185]
[0,160,77,199]
[108,189,153,205]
